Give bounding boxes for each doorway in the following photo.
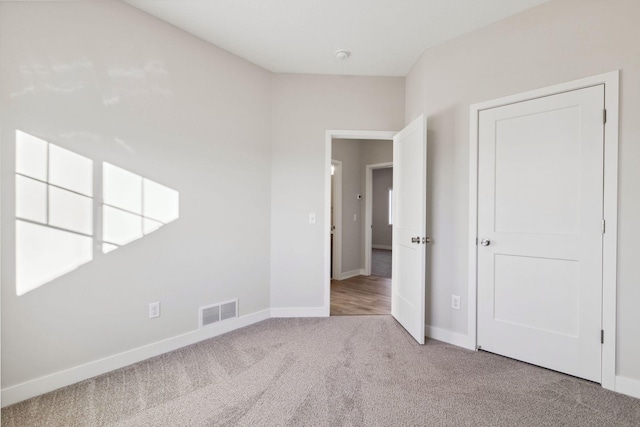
[365,163,393,278]
[469,71,619,388]
[327,133,394,315]
[326,118,428,343]
[330,163,394,316]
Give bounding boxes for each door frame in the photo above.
[331,159,343,280]
[324,130,397,314]
[364,162,393,275]
[468,71,619,390]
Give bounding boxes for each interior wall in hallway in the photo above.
[372,167,393,248]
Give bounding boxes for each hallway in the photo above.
[371,248,391,278]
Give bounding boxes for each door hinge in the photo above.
[602,219,606,234]
[475,237,478,245]
[601,329,604,344]
[603,109,607,124]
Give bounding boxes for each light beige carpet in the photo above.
[2,316,640,426]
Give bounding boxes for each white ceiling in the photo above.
[122,0,551,77]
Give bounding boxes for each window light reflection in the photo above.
[15,131,93,296]
[102,163,179,253]
[14,131,180,296]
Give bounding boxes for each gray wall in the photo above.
[270,76,405,308]
[0,1,272,388]
[405,0,640,382]
[372,168,393,248]
[361,139,393,167]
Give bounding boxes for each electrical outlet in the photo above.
[451,295,461,310]
[149,301,160,318]
[308,213,316,224]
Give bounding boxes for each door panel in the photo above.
[477,85,604,382]
[494,107,582,235]
[493,254,579,336]
[392,115,427,344]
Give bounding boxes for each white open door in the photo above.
[392,115,427,344]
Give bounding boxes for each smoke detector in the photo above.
[335,50,351,60]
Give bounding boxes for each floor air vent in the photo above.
[199,299,238,328]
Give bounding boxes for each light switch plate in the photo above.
[149,302,160,318]
[451,295,461,310]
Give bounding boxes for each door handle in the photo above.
[411,237,431,244]
[480,238,491,246]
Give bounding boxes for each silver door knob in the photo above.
[480,238,490,246]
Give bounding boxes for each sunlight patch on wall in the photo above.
[102,163,179,253]
[15,131,93,296]
[15,131,180,296]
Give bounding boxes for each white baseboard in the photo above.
[270,307,328,318]
[339,269,365,280]
[425,325,475,350]
[1,309,271,407]
[615,375,640,399]
[372,245,392,250]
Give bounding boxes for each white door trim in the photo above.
[325,130,397,314]
[468,71,619,390]
[331,160,343,280]
[364,162,393,275]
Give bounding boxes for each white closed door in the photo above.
[477,85,605,382]
[392,115,427,345]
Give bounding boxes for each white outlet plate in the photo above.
[308,213,316,224]
[149,301,160,318]
[451,295,461,310]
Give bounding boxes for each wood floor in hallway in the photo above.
[330,275,391,315]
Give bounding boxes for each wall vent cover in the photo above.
[199,299,238,328]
